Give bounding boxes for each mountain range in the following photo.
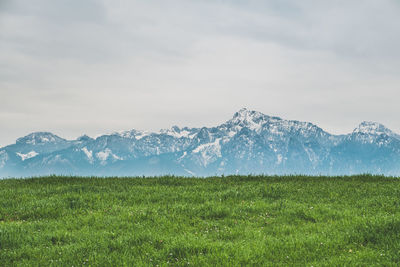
[1,108,400,178]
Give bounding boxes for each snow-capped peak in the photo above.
[226,108,280,132]
[233,108,266,121]
[116,129,151,140]
[159,126,197,139]
[16,132,63,145]
[353,121,394,136]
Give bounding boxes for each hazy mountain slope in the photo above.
[1,108,399,177]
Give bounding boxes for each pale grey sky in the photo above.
[1,0,400,147]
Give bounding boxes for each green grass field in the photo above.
[1,175,400,266]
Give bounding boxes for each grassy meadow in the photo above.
[1,175,400,266]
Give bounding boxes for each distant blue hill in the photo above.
[1,108,400,177]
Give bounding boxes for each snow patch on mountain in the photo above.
[193,138,221,154]
[16,151,39,161]
[277,154,283,164]
[161,129,192,138]
[178,151,187,161]
[81,147,93,163]
[0,150,8,168]
[96,149,110,161]
[192,138,222,167]
[135,132,151,140]
[117,127,199,140]
[115,129,149,140]
[96,149,122,165]
[228,131,236,137]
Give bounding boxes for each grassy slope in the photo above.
[1,175,400,266]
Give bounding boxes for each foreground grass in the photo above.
[1,175,400,266]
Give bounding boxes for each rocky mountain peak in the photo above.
[353,121,394,136]
[227,108,275,132]
[16,132,63,145]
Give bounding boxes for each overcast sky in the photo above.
[1,0,400,147]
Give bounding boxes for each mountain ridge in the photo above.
[1,108,399,177]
